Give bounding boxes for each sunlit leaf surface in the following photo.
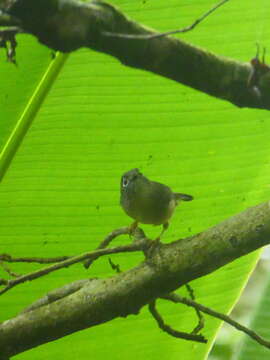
[1,1,270,359]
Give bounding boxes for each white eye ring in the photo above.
[122,177,129,187]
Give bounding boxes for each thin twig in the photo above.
[0,261,20,278]
[163,293,270,350]
[108,257,121,273]
[0,278,8,286]
[185,284,204,334]
[0,227,131,266]
[84,226,130,268]
[103,0,229,40]
[0,239,149,296]
[0,254,71,264]
[148,300,207,343]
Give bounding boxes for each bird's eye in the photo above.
[122,177,129,187]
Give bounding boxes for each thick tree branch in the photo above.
[2,0,269,109]
[0,200,270,357]
[21,279,97,314]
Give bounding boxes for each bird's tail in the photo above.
[174,193,193,202]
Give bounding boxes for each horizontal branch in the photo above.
[0,200,270,357]
[3,0,270,109]
[0,236,148,296]
[0,227,131,266]
[0,253,71,264]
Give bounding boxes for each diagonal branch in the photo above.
[3,0,269,110]
[0,253,71,264]
[0,237,149,296]
[0,261,20,278]
[103,0,229,39]
[0,200,270,357]
[162,293,270,350]
[0,227,131,265]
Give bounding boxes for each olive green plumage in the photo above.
[120,168,193,236]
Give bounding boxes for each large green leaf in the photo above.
[1,0,270,359]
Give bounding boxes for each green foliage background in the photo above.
[235,262,270,359]
[0,0,270,359]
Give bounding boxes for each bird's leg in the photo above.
[128,221,138,238]
[155,222,169,242]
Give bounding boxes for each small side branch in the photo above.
[185,284,204,334]
[103,0,229,39]
[148,300,207,343]
[84,226,130,268]
[108,257,121,273]
[0,261,20,277]
[163,293,270,350]
[0,227,131,267]
[0,237,149,296]
[0,253,71,264]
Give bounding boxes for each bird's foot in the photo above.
[132,227,147,243]
[144,237,162,258]
[154,222,169,242]
[128,221,138,239]
[150,237,161,252]
[153,236,161,243]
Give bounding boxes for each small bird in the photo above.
[120,168,193,240]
